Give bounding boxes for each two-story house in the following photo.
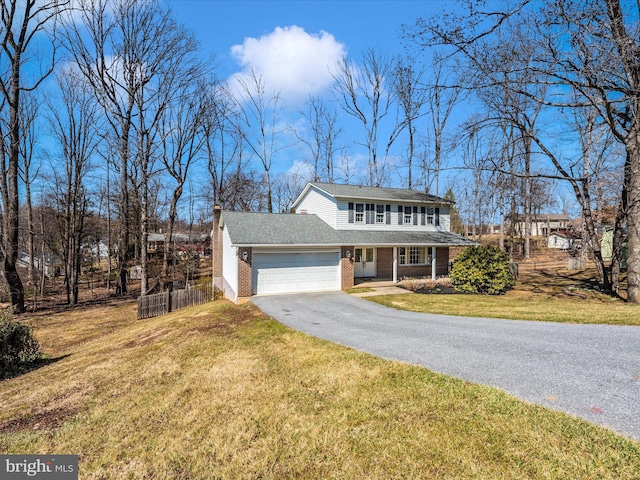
[212,182,476,303]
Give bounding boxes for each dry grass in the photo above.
[0,300,639,478]
[345,287,375,294]
[370,262,640,325]
[400,277,453,292]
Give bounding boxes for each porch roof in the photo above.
[221,211,477,248]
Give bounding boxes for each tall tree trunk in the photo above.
[625,128,640,303]
[7,70,25,312]
[116,126,130,295]
[164,187,182,277]
[523,135,532,260]
[611,175,628,293]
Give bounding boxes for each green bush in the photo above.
[0,312,41,379]
[450,245,515,295]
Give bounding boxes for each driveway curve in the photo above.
[252,292,640,441]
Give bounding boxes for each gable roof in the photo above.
[220,211,476,248]
[549,230,581,239]
[292,182,451,209]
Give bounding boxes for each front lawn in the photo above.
[368,263,640,325]
[366,290,640,325]
[1,300,638,478]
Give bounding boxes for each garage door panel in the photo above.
[253,252,340,294]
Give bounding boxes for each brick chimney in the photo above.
[212,205,223,289]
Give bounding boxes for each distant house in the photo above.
[508,214,574,237]
[17,252,61,277]
[148,232,211,256]
[547,230,581,250]
[88,240,110,260]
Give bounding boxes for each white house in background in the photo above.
[89,240,110,260]
[17,252,61,277]
[510,214,574,236]
[213,182,476,303]
[547,230,581,250]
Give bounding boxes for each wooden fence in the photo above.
[568,257,587,271]
[138,284,213,320]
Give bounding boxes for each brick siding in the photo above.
[376,247,393,278]
[341,246,354,290]
[377,246,451,279]
[237,247,253,299]
[212,207,223,289]
[436,247,450,275]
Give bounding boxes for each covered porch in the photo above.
[349,246,449,284]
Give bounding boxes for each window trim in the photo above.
[404,206,412,225]
[375,204,385,224]
[355,203,364,223]
[398,246,433,266]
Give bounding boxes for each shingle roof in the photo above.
[221,211,476,247]
[307,182,452,204]
[222,211,341,245]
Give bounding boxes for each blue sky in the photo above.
[166,0,447,79]
[164,0,455,192]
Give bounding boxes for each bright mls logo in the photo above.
[0,455,78,479]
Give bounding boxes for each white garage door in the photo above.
[253,251,340,295]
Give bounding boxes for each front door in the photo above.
[354,247,376,278]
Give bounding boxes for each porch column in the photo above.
[393,247,398,283]
[431,246,437,280]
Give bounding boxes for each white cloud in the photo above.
[227,26,346,106]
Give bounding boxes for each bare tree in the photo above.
[64,0,202,295]
[63,0,135,295]
[409,0,640,297]
[204,83,248,209]
[235,68,284,213]
[159,81,206,278]
[17,92,40,287]
[333,48,403,187]
[294,96,342,183]
[0,0,67,312]
[392,56,429,190]
[424,53,461,196]
[272,163,311,213]
[47,66,99,304]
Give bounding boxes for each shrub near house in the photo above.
[450,245,515,294]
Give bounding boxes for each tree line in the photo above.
[0,0,637,311]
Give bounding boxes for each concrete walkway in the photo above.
[351,286,410,297]
[350,279,412,297]
[252,291,640,441]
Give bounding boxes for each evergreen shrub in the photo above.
[450,245,515,294]
[0,312,41,379]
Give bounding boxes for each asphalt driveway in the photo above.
[252,291,640,441]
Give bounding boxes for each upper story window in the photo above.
[404,206,412,225]
[355,203,364,223]
[427,208,434,224]
[376,204,385,223]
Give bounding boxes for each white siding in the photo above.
[294,187,338,228]
[336,200,452,232]
[222,226,238,302]
[439,206,451,231]
[548,234,572,250]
